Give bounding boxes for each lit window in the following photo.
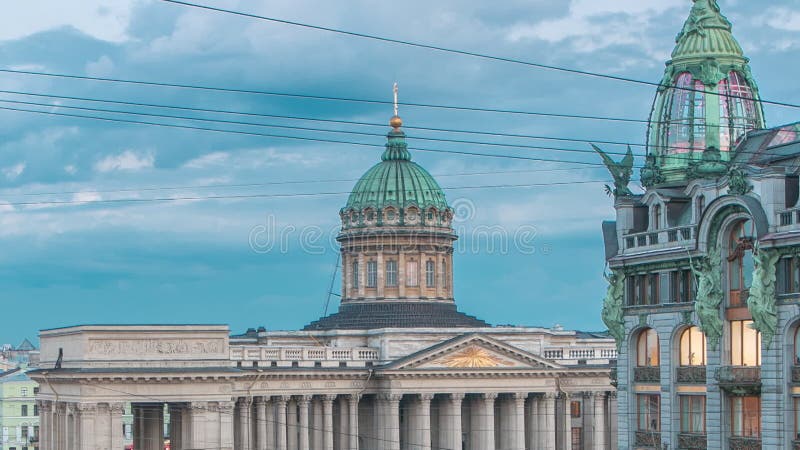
[637,394,660,431]
[680,395,706,433]
[366,261,377,288]
[731,396,760,438]
[351,261,359,288]
[385,260,397,287]
[425,260,435,287]
[730,320,761,366]
[679,326,707,366]
[406,260,418,287]
[637,328,660,367]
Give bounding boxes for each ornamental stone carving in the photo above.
[88,338,224,356]
[747,243,780,348]
[691,247,724,350]
[601,269,626,350]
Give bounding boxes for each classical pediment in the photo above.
[386,334,563,370]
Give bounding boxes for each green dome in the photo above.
[344,129,449,213]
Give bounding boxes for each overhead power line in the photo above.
[0,88,653,147]
[158,0,800,110]
[0,97,635,159]
[0,68,649,124]
[1,180,609,208]
[0,104,623,168]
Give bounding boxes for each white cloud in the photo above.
[72,191,102,204]
[183,152,230,169]
[85,55,115,77]
[2,163,26,180]
[507,0,680,53]
[64,165,78,175]
[0,1,137,43]
[182,148,324,170]
[94,150,155,173]
[759,7,800,31]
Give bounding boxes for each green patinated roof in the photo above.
[345,129,449,212]
[671,0,744,63]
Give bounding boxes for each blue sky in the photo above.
[1,0,799,345]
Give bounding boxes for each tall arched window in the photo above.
[679,326,707,366]
[352,261,359,288]
[385,260,397,287]
[442,260,448,289]
[728,220,754,307]
[366,260,377,288]
[637,328,660,367]
[425,260,435,287]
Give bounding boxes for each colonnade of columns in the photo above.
[37,400,125,450]
[37,391,611,450]
[230,391,609,450]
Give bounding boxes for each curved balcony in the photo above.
[676,366,707,384]
[715,366,761,395]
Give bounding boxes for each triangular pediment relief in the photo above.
[388,334,563,370]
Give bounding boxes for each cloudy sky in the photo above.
[0,0,798,345]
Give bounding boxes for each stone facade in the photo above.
[601,3,800,449]
[31,325,616,450]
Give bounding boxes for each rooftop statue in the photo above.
[593,144,634,197]
[690,247,724,350]
[676,0,731,42]
[747,242,779,348]
[601,269,626,350]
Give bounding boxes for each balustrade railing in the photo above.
[623,226,694,252]
[715,366,761,395]
[678,432,707,449]
[728,436,761,450]
[230,346,380,363]
[676,366,707,384]
[543,347,617,361]
[633,366,661,383]
[634,431,661,448]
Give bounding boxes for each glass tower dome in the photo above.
[644,0,765,186]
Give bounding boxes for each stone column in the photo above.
[479,393,497,450]
[561,394,571,450]
[265,398,276,450]
[357,254,366,297]
[76,403,96,450]
[312,398,323,449]
[170,405,183,450]
[383,394,402,450]
[338,397,350,450]
[287,398,298,450]
[441,393,463,450]
[323,395,336,450]
[377,252,385,297]
[188,402,207,449]
[298,396,312,450]
[592,392,606,450]
[66,403,76,450]
[276,396,290,450]
[512,393,526,450]
[398,252,406,297]
[109,403,124,450]
[526,396,538,450]
[416,394,433,450]
[132,405,144,450]
[239,397,253,450]
[542,393,556,450]
[348,394,360,450]
[219,401,236,450]
[256,397,268,450]
[38,401,50,450]
[144,404,164,450]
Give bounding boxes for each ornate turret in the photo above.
[303,85,487,330]
[644,0,765,186]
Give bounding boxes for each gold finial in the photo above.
[390,82,403,129]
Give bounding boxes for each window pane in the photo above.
[385,260,397,287]
[425,260,435,287]
[352,261,359,288]
[406,261,418,286]
[647,329,659,366]
[731,321,743,366]
[660,273,671,304]
[367,261,377,288]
